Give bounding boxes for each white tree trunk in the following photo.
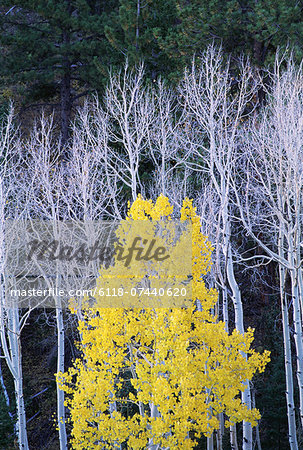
[223,216,252,450]
[216,413,224,450]
[7,308,29,450]
[290,271,303,431]
[230,424,238,450]
[55,302,67,450]
[207,434,214,450]
[148,402,161,449]
[279,264,298,450]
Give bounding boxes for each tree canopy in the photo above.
[57,195,270,449]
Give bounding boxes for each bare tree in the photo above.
[65,99,123,220]
[145,79,190,202]
[180,45,258,450]
[21,115,68,449]
[103,62,155,202]
[235,53,303,449]
[0,107,30,449]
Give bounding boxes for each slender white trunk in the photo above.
[7,308,29,450]
[131,173,137,202]
[290,271,303,430]
[216,413,223,450]
[14,370,28,450]
[223,218,252,449]
[207,433,214,450]
[222,284,229,333]
[161,154,166,195]
[279,265,298,449]
[230,424,238,450]
[221,284,239,450]
[298,268,303,331]
[225,244,244,333]
[148,402,160,449]
[287,212,303,431]
[56,303,67,450]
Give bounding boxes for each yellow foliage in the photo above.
[57,194,270,449]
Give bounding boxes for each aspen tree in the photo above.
[57,195,270,449]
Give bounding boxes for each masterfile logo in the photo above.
[4,219,192,308]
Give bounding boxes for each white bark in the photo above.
[230,424,239,450]
[280,268,298,450]
[24,117,68,449]
[279,227,298,449]
[0,107,30,449]
[146,79,189,202]
[207,434,214,450]
[104,63,155,202]
[235,53,303,440]
[180,46,257,449]
[56,302,67,449]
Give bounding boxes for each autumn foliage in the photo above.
[57,195,270,449]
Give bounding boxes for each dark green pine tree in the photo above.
[247,0,303,64]
[104,0,178,81]
[153,0,247,81]
[0,0,120,144]
[155,0,303,81]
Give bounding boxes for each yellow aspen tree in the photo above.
[57,195,270,449]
